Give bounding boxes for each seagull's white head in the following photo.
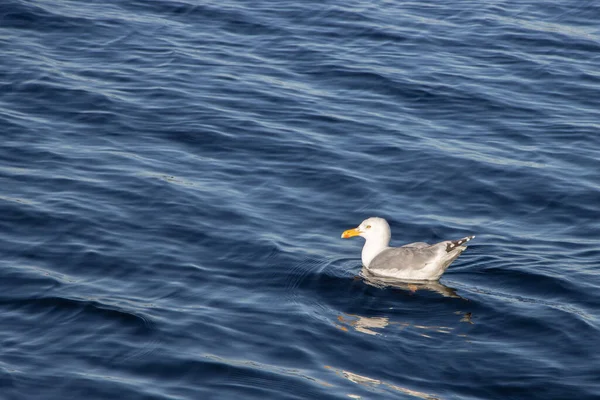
[341,217,391,242]
[341,217,392,267]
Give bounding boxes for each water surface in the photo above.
[1,0,599,399]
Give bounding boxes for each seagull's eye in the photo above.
[366,225,371,229]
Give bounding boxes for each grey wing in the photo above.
[401,242,430,249]
[369,246,438,271]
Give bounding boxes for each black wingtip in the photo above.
[445,235,475,252]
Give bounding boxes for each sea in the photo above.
[1,1,599,399]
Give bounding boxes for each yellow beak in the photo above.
[341,227,361,239]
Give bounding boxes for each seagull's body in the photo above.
[342,217,474,281]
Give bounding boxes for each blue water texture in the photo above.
[1,0,600,399]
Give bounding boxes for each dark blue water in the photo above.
[1,1,600,399]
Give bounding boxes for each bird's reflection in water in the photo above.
[336,314,389,336]
[360,268,463,299]
[337,269,474,336]
[337,312,472,337]
[325,366,440,400]
[458,311,473,324]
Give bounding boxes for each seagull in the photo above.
[341,217,474,281]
